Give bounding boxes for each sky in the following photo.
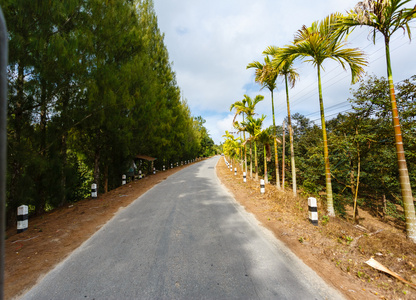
[153,0,416,144]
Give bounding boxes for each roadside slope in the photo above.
[216,157,415,300]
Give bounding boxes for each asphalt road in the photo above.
[23,156,344,300]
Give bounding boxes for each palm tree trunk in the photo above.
[264,145,268,184]
[244,146,247,173]
[243,130,247,173]
[271,91,281,189]
[285,74,297,196]
[317,66,335,216]
[385,39,416,242]
[353,149,360,224]
[282,121,285,189]
[250,141,253,179]
[254,141,258,181]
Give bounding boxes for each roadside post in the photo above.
[260,179,265,194]
[308,197,318,226]
[243,172,246,183]
[17,205,28,233]
[122,174,126,185]
[91,184,97,198]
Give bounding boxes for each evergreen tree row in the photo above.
[3,0,215,226]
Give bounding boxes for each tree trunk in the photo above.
[271,91,281,189]
[282,121,285,189]
[7,61,25,227]
[94,148,101,194]
[104,165,109,193]
[36,79,48,215]
[59,81,71,207]
[254,141,258,181]
[317,66,335,216]
[244,144,247,174]
[59,133,67,207]
[385,38,416,242]
[285,74,297,196]
[353,150,360,224]
[250,142,253,179]
[264,145,268,184]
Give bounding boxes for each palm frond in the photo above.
[340,0,416,42]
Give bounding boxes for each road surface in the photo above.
[23,156,344,299]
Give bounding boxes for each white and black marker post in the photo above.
[234,168,237,176]
[163,165,165,171]
[260,179,265,194]
[243,172,246,183]
[91,183,97,198]
[122,174,126,185]
[17,205,28,233]
[308,197,318,226]
[153,167,156,175]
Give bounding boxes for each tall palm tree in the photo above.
[230,98,248,172]
[222,131,242,166]
[240,115,266,181]
[247,58,281,189]
[234,94,264,178]
[263,46,300,196]
[245,95,265,179]
[340,0,416,241]
[276,13,367,216]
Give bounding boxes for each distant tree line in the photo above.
[3,0,216,226]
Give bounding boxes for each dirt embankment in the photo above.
[217,157,416,300]
[5,157,416,300]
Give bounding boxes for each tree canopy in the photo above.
[4,0,216,225]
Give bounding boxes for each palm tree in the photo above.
[240,115,266,181]
[339,0,416,241]
[233,95,264,178]
[230,98,248,173]
[276,13,367,216]
[222,131,242,166]
[245,95,264,179]
[247,58,281,189]
[263,46,300,196]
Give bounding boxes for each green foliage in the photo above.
[4,0,215,226]
[321,215,329,226]
[291,74,416,221]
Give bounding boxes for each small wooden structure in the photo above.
[135,155,157,162]
[133,155,157,178]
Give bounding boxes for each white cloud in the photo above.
[154,0,416,144]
